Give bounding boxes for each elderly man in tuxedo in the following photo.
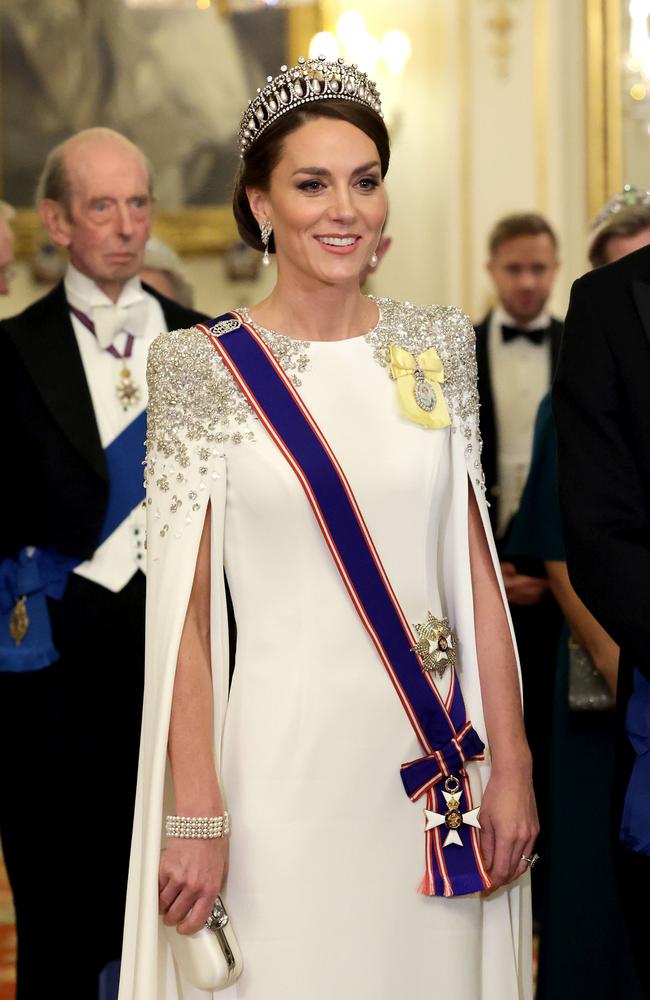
[554,243,650,994]
[0,128,207,999]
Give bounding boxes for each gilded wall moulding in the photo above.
[484,0,519,78]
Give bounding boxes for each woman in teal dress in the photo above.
[506,393,643,999]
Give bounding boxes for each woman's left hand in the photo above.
[478,764,539,890]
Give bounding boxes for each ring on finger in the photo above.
[520,852,539,869]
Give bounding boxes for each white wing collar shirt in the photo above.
[488,304,551,539]
[65,263,166,590]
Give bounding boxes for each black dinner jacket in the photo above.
[553,243,650,678]
[474,311,563,539]
[0,280,207,561]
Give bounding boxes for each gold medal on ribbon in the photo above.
[9,595,29,646]
[116,363,141,410]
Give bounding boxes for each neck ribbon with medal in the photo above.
[69,304,141,410]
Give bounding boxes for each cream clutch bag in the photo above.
[165,897,243,991]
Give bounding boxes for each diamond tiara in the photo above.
[238,55,383,157]
[591,184,650,229]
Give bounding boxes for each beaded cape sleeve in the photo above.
[367,297,486,500]
[119,326,237,1000]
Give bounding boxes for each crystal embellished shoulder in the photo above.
[365,297,480,431]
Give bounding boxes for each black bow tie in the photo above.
[501,324,546,346]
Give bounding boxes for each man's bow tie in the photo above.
[501,323,546,346]
[91,300,149,349]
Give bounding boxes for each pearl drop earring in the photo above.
[260,220,273,267]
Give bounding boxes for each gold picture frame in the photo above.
[585,0,623,221]
[4,2,323,258]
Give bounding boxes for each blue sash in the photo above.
[199,313,491,897]
[620,667,650,857]
[0,411,146,673]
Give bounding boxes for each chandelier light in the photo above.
[308,10,411,130]
[625,0,650,127]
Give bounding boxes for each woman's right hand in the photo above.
[159,837,229,935]
[590,638,620,699]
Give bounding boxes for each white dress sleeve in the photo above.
[432,306,522,728]
[119,325,249,1000]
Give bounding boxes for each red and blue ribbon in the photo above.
[200,312,491,897]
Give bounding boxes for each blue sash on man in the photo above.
[0,411,146,673]
[198,312,491,898]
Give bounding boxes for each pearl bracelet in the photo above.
[165,812,231,839]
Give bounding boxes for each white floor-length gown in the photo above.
[118,297,532,1000]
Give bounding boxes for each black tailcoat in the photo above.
[554,244,650,991]
[0,280,205,556]
[0,281,207,997]
[474,312,563,536]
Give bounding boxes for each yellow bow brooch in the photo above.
[388,343,451,429]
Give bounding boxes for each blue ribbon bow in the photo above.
[0,549,76,672]
[401,727,486,801]
[1,409,147,674]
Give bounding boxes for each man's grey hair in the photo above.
[34,127,155,216]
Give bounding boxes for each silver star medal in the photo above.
[411,612,457,678]
[424,776,481,848]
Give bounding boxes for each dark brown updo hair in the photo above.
[233,100,390,255]
[588,205,650,268]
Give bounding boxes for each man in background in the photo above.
[476,212,563,545]
[554,230,650,996]
[0,127,206,998]
[474,212,564,910]
[0,201,16,294]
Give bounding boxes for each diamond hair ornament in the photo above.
[591,184,650,229]
[238,55,383,157]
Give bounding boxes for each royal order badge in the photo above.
[116,363,141,409]
[9,595,29,646]
[412,612,457,678]
[424,775,481,848]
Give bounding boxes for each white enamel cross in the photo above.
[424,787,481,848]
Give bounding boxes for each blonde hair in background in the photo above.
[0,201,16,223]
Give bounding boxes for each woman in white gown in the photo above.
[119,57,537,1000]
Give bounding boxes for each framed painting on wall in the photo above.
[0,0,322,255]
